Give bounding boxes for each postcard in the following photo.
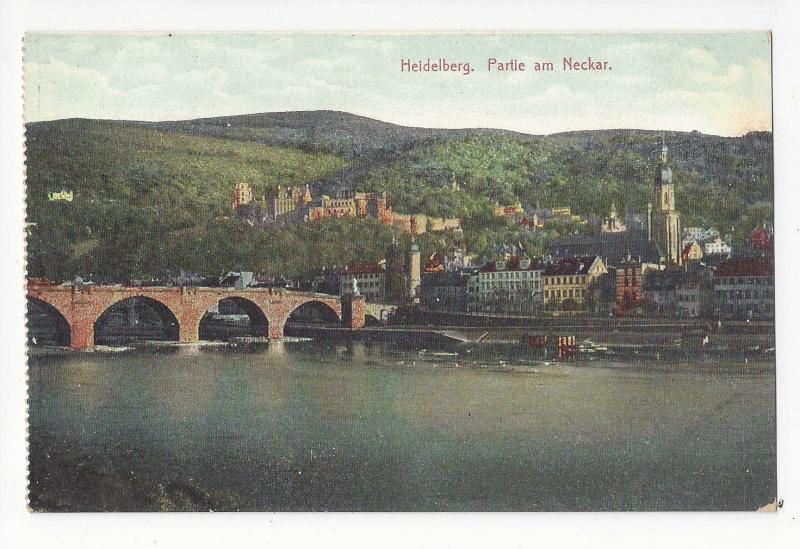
[23,32,775,512]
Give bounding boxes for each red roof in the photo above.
[342,262,385,275]
[715,258,773,277]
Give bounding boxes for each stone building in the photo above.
[543,256,607,312]
[548,230,661,269]
[648,143,682,265]
[231,182,254,210]
[272,184,312,218]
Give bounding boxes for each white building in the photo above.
[472,255,544,314]
[702,236,732,257]
[714,258,774,320]
[340,262,386,303]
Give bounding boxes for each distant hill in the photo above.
[25,111,773,281]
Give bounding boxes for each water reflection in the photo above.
[28,340,776,511]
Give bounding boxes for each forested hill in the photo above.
[25,111,773,281]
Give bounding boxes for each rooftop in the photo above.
[715,258,774,278]
[342,262,385,275]
[543,256,600,276]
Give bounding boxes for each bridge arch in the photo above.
[94,296,180,346]
[199,296,269,340]
[27,297,71,346]
[282,299,341,336]
[364,314,381,327]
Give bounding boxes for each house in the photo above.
[643,269,684,314]
[676,274,714,318]
[714,258,774,320]
[473,255,544,314]
[420,270,473,313]
[543,256,607,312]
[340,262,386,303]
[615,259,649,317]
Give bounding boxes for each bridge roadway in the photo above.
[26,282,365,350]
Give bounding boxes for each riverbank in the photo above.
[286,323,775,355]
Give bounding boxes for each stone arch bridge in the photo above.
[26,282,365,350]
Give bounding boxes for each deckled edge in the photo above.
[22,32,31,513]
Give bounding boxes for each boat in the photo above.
[578,339,613,356]
[523,333,548,348]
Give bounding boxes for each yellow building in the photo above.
[231,182,254,210]
[493,201,523,217]
[543,256,607,312]
[272,185,311,217]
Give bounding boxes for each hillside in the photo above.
[25,112,773,281]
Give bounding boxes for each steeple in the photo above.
[655,140,673,187]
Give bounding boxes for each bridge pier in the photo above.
[343,295,366,329]
[69,322,94,350]
[269,318,286,339]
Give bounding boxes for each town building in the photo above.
[675,275,714,318]
[548,230,661,268]
[543,256,607,312]
[682,227,731,259]
[750,225,774,253]
[648,143,682,265]
[419,270,472,312]
[682,241,704,273]
[47,190,74,202]
[473,255,544,314]
[601,202,627,233]
[587,272,617,317]
[714,258,774,320]
[614,259,649,317]
[702,236,732,257]
[494,201,524,218]
[643,269,684,314]
[340,263,386,303]
[523,206,588,230]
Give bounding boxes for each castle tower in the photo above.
[407,242,421,302]
[231,182,254,210]
[649,142,682,265]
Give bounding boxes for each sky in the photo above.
[23,33,772,136]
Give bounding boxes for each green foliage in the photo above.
[25,117,773,281]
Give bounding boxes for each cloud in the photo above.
[23,33,772,136]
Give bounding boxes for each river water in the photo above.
[27,339,776,511]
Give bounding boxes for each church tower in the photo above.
[649,142,682,265]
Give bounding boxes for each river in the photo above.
[27,339,776,511]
